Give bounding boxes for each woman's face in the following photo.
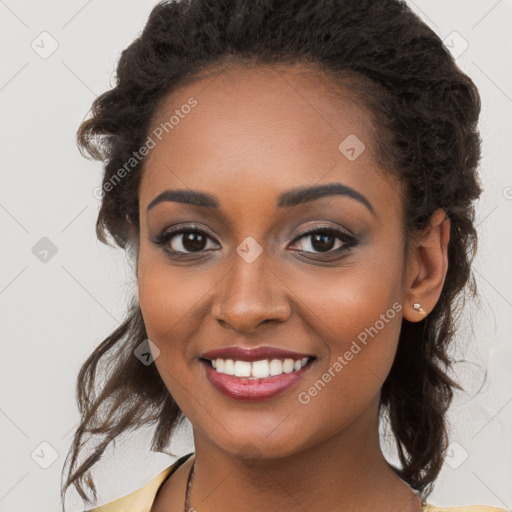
[136,63,412,459]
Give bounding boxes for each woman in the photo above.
[61,0,508,511]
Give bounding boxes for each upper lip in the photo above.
[200,346,315,362]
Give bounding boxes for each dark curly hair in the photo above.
[61,0,483,508]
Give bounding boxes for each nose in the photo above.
[212,250,291,333]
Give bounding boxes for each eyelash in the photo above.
[151,224,359,260]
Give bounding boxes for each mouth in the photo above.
[199,349,316,401]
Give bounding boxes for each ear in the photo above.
[403,208,451,322]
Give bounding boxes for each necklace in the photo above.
[183,459,195,512]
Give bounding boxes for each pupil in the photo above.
[312,233,334,252]
[183,232,206,252]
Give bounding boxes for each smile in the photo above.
[200,357,315,401]
[206,357,311,379]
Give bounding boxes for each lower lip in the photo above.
[201,360,313,402]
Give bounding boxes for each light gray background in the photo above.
[1,1,511,511]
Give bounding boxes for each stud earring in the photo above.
[413,302,426,315]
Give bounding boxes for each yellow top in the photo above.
[86,453,509,512]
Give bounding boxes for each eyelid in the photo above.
[151,223,220,248]
[290,225,355,243]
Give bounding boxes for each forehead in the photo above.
[139,63,396,216]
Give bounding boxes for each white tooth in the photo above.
[282,358,294,373]
[234,360,252,377]
[213,357,309,378]
[269,359,283,376]
[224,359,235,375]
[252,360,270,378]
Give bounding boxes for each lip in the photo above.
[201,358,314,402]
[200,345,315,362]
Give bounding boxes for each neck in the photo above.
[187,396,422,512]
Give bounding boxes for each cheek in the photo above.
[297,289,402,409]
[292,231,404,343]
[136,248,210,411]
[289,239,405,409]
[290,286,403,439]
[137,247,214,350]
[306,265,403,365]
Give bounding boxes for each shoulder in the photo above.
[85,452,194,512]
[423,503,510,512]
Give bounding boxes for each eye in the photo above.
[288,227,358,256]
[151,225,219,255]
[151,224,358,259]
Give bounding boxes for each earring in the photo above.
[413,302,426,315]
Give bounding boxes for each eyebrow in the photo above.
[146,182,375,216]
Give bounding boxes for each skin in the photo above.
[133,63,450,512]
